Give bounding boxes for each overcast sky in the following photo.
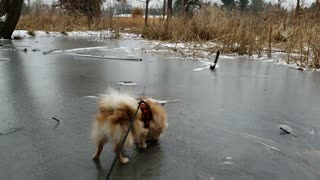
[35,0,315,8]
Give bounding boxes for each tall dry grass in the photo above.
[17,15,147,32]
[144,7,320,68]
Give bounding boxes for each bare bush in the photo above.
[132,7,143,18]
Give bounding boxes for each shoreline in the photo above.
[8,30,320,72]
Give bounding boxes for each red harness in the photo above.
[140,102,153,129]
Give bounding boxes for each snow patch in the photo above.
[12,30,141,39]
[114,14,165,19]
[0,14,7,22]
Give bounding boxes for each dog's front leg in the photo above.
[138,129,148,149]
[114,144,129,164]
[139,139,147,149]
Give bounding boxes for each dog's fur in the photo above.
[91,90,168,163]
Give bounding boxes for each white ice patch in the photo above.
[117,81,137,86]
[238,75,271,78]
[64,46,109,52]
[243,133,280,152]
[0,58,10,61]
[0,14,7,22]
[193,66,209,71]
[103,46,136,56]
[149,98,181,104]
[225,156,232,160]
[82,96,97,99]
[309,129,315,135]
[193,63,220,72]
[43,46,109,55]
[220,161,233,165]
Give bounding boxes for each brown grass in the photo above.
[144,7,320,68]
[17,15,154,32]
[16,7,320,68]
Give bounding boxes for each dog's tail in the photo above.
[98,89,138,115]
[91,89,138,146]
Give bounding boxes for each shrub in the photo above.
[132,7,144,18]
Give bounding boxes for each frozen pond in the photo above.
[0,37,320,180]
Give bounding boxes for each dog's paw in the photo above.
[92,153,99,160]
[120,157,129,164]
[139,142,147,149]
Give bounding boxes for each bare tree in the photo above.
[296,0,300,15]
[145,0,150,28]
[0,0,24,39]
[163,0,166,19]
[277,0,285,8]
[55,0,108,27]
[167,0,172,19]
[182,0,188,14]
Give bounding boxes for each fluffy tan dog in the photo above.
[91,90,168,163]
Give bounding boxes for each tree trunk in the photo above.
[183,0,188,14]
[27,0,31,13]
[163,0,166,19]
[85,0,93,28]
[167,0,172,20]
[296,0,300,15]
[0,0,23,39]
[277,0,283,9]
[145,0,149,28]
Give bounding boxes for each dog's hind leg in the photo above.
[92,140,106,160]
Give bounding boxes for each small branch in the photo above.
[52,117,60,123]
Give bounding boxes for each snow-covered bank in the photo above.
[10,30,319,72]
[12,30,141,39]
[145,40,320,72]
